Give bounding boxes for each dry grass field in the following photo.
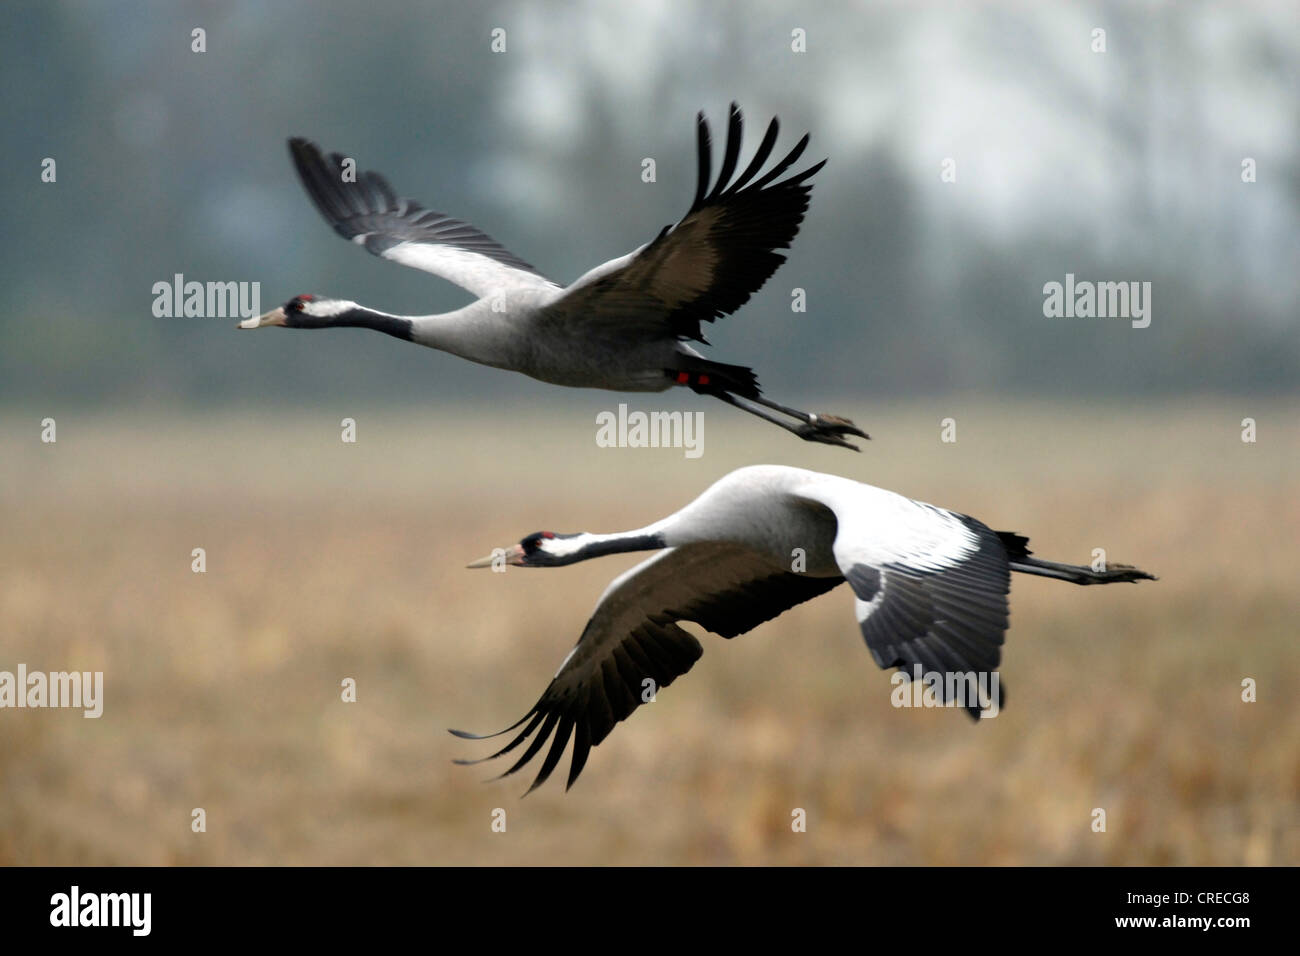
[1,398,1296,865]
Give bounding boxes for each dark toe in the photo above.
[795,423,862,451]
[813,414,869,439]
[809,414,870,442]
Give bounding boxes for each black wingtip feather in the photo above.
[524,716,576,795]
[565,721,592,791]
[446,709,534,740]
[495,712,559,783]
[707,105,744,201]
[692,113,712,210]
[750,132,811,190]
[784,157,828,186]
[726,117,780,195]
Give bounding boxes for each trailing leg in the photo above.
[664,364,868,451]
[747,392,870,448]
[711,391,868,451]
[1010,555,1156,585]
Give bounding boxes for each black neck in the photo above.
[544,532,665,567]
[581,532,665,560]
[289,306,413,341]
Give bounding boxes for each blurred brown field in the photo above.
[1,398,1296,865]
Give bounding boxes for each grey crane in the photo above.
[239,104,868,449]
[455,465,1155,793]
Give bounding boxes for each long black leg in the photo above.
[1010,557,1156,585]
[712,391,867,451]
[748,393,822,418]
[749,393,870,443]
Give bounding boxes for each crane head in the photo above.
[467,532,568,569]
[237,294,327,329]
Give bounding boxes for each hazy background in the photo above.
[2,0,1297,405]
[1,1,1296,866]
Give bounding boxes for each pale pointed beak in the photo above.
[466,544,525,569]
[238,306,287,330]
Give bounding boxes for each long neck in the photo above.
[544,530,667,566]
[292,302,413,341]
[298,299,507,365]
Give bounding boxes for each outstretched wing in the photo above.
[539,103,826,343]
[452,543,843,793]
[288,138,557,299]
[797,483,1011,718]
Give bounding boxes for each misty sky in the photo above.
[2,0,1296,407]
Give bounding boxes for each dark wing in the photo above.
[288,138,556,298]
[796,481,1011,719]
[843,518,1010,718]
[540,103,826,343]
[451,543,843,793]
